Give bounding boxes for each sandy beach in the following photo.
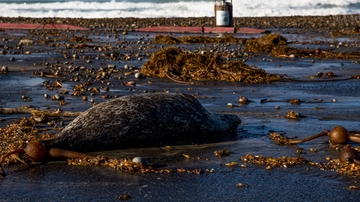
[1,15,360,201]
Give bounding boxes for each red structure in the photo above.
[0,23,90,30]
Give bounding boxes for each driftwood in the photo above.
[0,107,82,117]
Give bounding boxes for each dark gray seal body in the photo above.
[43,93,241,152]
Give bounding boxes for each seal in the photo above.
[42,93,241,152]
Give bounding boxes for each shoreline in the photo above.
[0,14,360,31]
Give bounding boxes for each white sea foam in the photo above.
[1,0,359,18]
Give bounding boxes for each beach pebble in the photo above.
[1,66,8,73]
[238,96,250,104]
[135,72,143,79]
[107,64,116,69]
[19,39,33,45]
[132,157,149,165]
[52,94,64,100]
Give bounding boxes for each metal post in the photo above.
[214,0,233,27]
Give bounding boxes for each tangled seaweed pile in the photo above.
[269,132,296,145]
[0,117,53,168]
[244,34,287,52]
[317,156,360,178]
[240,152,360,177]
[242,34,360,59]
[68,156,206,175]
[153,35,246,44]
[141,46,281,83]
[268,130,360,177]
[271,46,360,59]
[153,34,360,61]
[240,154,307,168]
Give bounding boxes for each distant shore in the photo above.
[0,14,359,31]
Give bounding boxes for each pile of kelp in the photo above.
[0,117,53,169]
[247,34,360,59]
[141,46,281,83]
[244,34,287,52]
[153,35,246,44]
[152,34,286,52]
[153,33,360,60]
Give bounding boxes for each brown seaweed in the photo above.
[153,35,245,44]
[244,34,287,52]
[141,46,281,83]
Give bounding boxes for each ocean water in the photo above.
[1,0,360,18]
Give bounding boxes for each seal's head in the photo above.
[175,93,240,137]
[207,112,240,136]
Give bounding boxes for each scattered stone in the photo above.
[1,66,8,73]
[132,157,149,165]
[134,72,143,79]
[19,39,33,45]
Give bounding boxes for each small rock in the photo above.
[52,94,64,100]
[107,64,116,69]
[1,66,8,73]
[238,96,250,104]
[19,39,33,45]
[132,157,149,165]
[134,72,143,79]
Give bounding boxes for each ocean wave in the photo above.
[1,0,359,18]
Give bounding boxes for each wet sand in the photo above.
[1,16,360,201]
